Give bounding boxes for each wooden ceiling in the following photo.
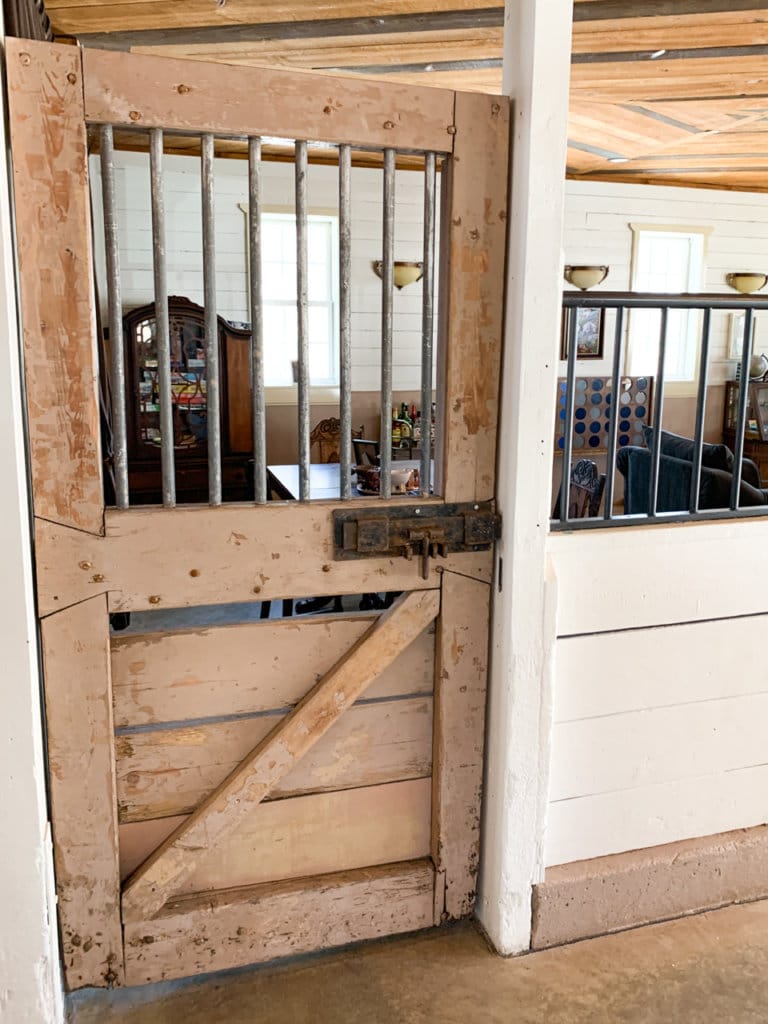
[47,0,768,192]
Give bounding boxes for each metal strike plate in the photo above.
[333,501,500,562]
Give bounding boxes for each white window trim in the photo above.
[239,203,340,406]
[627,222,713,398]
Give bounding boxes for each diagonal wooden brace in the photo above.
[122,588,441,921]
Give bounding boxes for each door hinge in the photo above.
[333,500,500,579]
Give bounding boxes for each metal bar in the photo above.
[201,133,221,505]
[688,308,712,514]
[248,136,266,504]
[379,148,395,500]
[551,502,768,532]
[730,308,754,511]
[602,306,624,521]
[558,309,579,523]
[563,291,768,311]
[338,144,352,500]
[295,139,310,502]
[99,125,129,509]
[420,151,436,499]
[149,128,175,508]
[648,307,668,517]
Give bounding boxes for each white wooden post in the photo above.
[0,35,63,1024]
[478,0,573,954]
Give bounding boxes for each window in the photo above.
[627,224,710,390]
[242,208,339,390]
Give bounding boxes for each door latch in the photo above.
[333,501,499,578]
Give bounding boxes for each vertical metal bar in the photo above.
[730,307,754,511]
[248,136,266,504]
[379,147,396,500]
[338,144,352,499]
[559,308,578,523]
[648,307,668,517]
[201,133,221,505]
[689,307,711,513]
[420,151,436,498]
[295,140,310,502]
[149,128,175,507]
[100,125,129,509]
[602,306,624,520]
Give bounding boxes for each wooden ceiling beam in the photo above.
[573,0,768,22]
[51,2,503,41]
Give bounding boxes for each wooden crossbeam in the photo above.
[121,589,441,921]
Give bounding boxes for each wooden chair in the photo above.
[311,419,365,463]
[553,458,606,519]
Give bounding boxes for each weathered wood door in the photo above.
[6,39,508,989]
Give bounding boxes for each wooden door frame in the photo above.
[7,38,509,989]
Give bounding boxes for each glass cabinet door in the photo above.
[133,313,209,453]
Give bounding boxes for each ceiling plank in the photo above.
[130,29,503,69]
[572,13,768,55]
[573,0,768,22]
[48,0,500,36]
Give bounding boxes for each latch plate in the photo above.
[333,500,499,567]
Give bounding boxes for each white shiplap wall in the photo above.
[561,180,768,383]
[546,517,768,868]
[92,151,435,392]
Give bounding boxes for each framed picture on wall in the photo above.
[560,307,605,360]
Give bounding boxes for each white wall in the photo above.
[561,179,768,382]
[546,520,768,868]
[92,151,437,392]
[0,44,62,1024]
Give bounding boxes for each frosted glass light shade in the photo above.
[726,272,768,294]
[564,265,609,290]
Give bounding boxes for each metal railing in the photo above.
[95,129,442,508]
[553,290,768,530]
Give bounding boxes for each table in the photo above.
[267,461,425,501]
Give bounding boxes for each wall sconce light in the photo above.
[726,272,768,294]
[563,265,610,290]
[372,260,423,290]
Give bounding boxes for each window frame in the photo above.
[627,222,712,398]
[239,203,340,405]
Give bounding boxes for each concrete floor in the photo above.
[69,900,768,1024]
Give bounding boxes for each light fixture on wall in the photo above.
[726,272,768,294]
[563,265,609,290]
[372,260,423,290]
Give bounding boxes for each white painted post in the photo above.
[478,0,573,954]
[0,35,64,1024]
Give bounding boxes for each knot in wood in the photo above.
[128,110,142,122]
[19,53,30,66]
[177,84,191,94]
[383,120,395,130]
[67,73,77,84]
[148,595,161,604]
[79,561,93,571]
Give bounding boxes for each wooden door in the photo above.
[6,39,508,989]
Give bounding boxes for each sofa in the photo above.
[616,428,768,514]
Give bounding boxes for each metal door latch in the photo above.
[333,501,499,579]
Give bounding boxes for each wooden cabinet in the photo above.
[121,296,254,504]
[723,379,768,484]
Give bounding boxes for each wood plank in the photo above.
[112,614,434,727]
[34,505,493,616]
[548,519,768,636]
[6,39,103,534]
[117,696,433,821]
[432,571,489,920]
[440,91,508,502]
[77,9,505,49]
[82,47,456,153]
[119,777,431,887]
[132,34,503,72]
[555,615,768,723]
[550,691,768,804]
[40,596,123,989]
[50,0,498,30]
[545,762,768,867]
[123,859,435,985]
[122,589,440,920]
